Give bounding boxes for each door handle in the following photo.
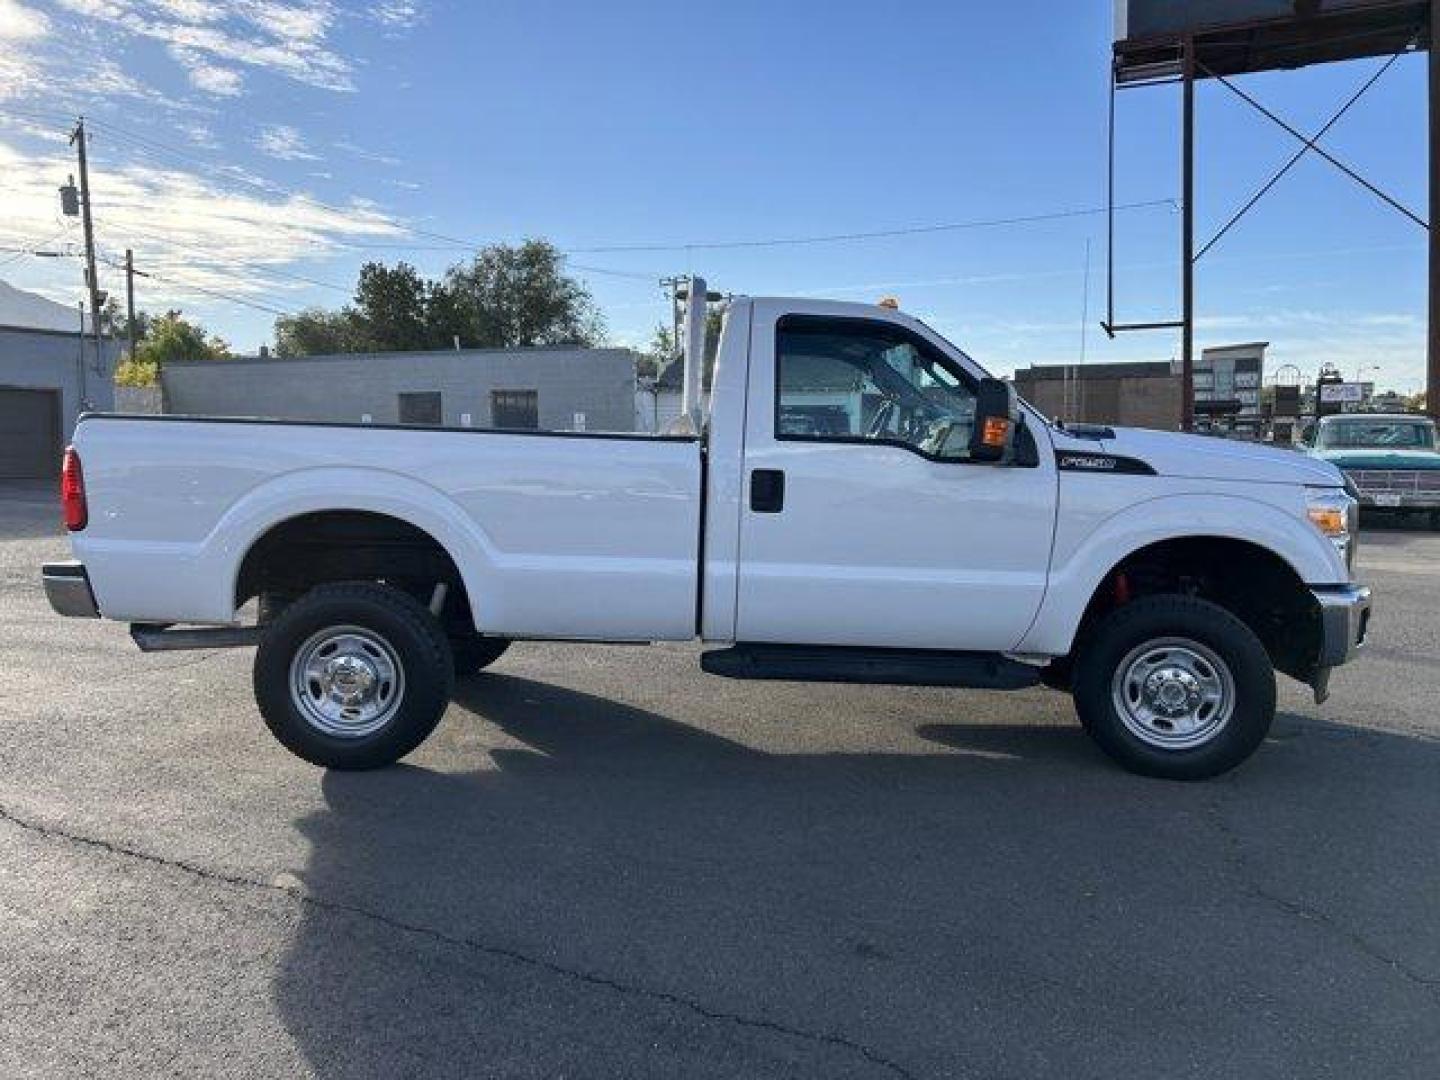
[750,469,785,513]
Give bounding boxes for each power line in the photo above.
[98,254,294,317]
[14,112,1185,316]
[563,200,1179,254]
[113,225,352,294]
[0,223,79,267]
[82,114,1177,260]
[565,261,663,282]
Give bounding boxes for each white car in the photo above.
[44,292,1370,780]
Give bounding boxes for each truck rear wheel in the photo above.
[1073,595,1275,780]
[450,634,511,677]
[254,582,454,769]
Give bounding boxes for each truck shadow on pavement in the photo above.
[272,673,1440,1079]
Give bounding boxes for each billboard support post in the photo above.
[1181,34,1197,432]
[1430,0,1439,419]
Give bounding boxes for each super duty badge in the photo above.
[1056,452,1156,475]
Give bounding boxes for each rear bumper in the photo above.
[42,561,100,618]
[1312,584,1371,669]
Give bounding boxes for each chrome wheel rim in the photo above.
[289,625,405,738]
[1110,637,1235,751]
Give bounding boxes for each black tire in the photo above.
[1038,657,1073,692]
[450,634,511,677]
[256,592,295,625]
[254,582,454,770]
[1073,595,1275,781]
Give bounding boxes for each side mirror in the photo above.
[969,377,1017,463]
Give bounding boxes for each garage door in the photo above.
[0,388,62,479]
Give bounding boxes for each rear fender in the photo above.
[215,467,498,627]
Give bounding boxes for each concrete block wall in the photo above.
[161,347,639,432]
[114,385,164,414]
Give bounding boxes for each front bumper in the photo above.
[1306,584,1371,706]
[42,561,100,618]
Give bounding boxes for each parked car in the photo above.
[43,294,1370,780]
[1300,413,1440,528]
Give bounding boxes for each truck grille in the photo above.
[1343,468,1440,494]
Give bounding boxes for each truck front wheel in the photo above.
[254,582,454,769]
[1073,595,1275,780]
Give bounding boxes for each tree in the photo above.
[644,309,723,384]
[354,261,431,351]
[113,309,226,387]
[271,240,605,356]
[638,323,676,379]
[132,310,229,365]
[100,296,152,354]
[442,240,604,348]
[274,307,373,358]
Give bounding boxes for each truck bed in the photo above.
[71,414,703,640]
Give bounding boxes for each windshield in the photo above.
[1319,419,1437,450]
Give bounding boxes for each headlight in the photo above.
[1307,488,1358,572]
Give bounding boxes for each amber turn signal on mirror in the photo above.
[981,417,1011,448]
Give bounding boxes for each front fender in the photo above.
[1016,492,1345,656]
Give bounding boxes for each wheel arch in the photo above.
[210,467,498,631]
[1019,494,1339,682]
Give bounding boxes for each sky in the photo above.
[0,0,1431,390]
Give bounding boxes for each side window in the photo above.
[775,316,977,460]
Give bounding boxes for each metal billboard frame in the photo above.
[1106,1,1433,428]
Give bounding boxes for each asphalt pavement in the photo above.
[1,480,1437,1079]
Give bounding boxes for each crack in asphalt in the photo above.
[1203,792,1440,1004]
[0,802,916,1080]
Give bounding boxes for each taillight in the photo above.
[61,446,87,532]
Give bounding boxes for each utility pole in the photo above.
[124,248,137,359]
[70,117,103,397]
[659,276,686,364]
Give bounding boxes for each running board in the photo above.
[701,644,1041,690]
[130,623,263,652]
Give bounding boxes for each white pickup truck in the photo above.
[43,288,1371,780]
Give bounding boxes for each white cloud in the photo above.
[0,0,49,41]
[0,136,406,317]
[179,122,220,149]
[370,1,423,30]
[334,139,400,167]
[0,51,43,102]
[0,0,49,98]
[54,0,357,94]
[170,47,244,96]
[254,124,319,161]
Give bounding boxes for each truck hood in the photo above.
[1309,447,1440,471]
[1070,426,1345,486]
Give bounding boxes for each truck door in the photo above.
[733,305,1057,652]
